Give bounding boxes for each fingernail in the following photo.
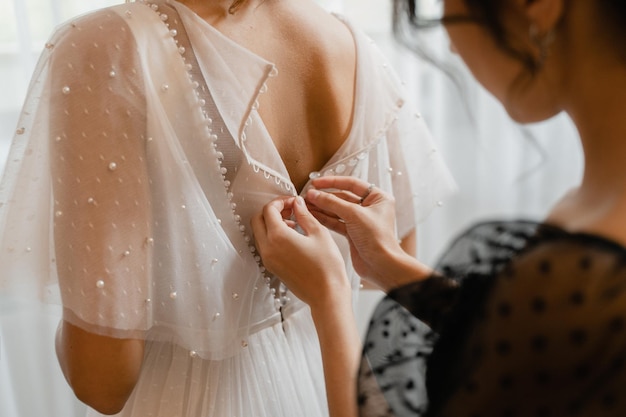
[296,196,305,206]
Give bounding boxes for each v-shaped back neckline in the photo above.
[170,0,362,195]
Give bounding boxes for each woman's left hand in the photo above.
[251,196,351,310]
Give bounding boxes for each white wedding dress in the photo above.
[0,1,455,416]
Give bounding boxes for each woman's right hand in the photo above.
[305,177,432,290]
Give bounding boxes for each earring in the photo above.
[529,23,555,68]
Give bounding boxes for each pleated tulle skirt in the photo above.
[88,307,328,417]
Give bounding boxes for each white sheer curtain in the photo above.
[0,0,582,416]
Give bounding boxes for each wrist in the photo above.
[371,244,431,292]
[308,272,353,320]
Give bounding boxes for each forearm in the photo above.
[55,320,144,415]
[310,293,361,417]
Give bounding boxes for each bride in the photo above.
[0,0,454,415]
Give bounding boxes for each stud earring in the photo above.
[529,23,555,69]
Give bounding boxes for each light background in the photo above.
[0,0,581,416]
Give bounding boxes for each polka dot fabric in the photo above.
[359,221,626,417]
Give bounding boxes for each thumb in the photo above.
[292,196,321,235]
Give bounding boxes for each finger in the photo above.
[323,189,362,205]
[256,199,295,246]
[304,188,360,221]
[305,200,339,221]
[309,207,348,236]
[311,176,372,198]
[262,197,296,229]
[291,196,322,235]
[250,212,269,247]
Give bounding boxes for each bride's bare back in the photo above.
[185,0,357,192]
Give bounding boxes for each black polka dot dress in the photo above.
[358,221,626,417]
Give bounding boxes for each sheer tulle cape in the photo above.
[0,0,455,361]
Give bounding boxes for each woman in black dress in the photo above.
[252,0,626,416]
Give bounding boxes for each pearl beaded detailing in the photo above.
[141,0,288,314]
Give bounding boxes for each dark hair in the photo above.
[394,0,626,71]
[597,2,626,62]
[393,0,538,74]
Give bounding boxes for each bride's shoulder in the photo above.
[47,3,151,70]
[50,2,152,50]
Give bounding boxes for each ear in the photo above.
[523,0,566,33]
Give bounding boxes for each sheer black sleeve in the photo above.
[358,221,626,417]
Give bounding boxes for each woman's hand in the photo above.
[251,196,351,311]
[305,176,432,290]
[252,196,361,417]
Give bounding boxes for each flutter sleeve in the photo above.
[0,9,152,338]
[50,10,153,337]
[385,99,456,240]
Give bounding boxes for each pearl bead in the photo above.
[108,162,117,171]
[169,291,177,299]
[109,70,116,78]
[309,171,321,179]
[55,210,63,217]
[96,280,105,288]
[241,340,248,348]
[232,293,239,300]
[189,350,197,358]
[62,86,71,95]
